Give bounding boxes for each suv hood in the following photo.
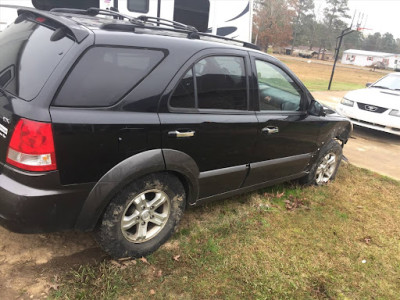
[344,88,400,109]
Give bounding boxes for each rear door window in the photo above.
[196,56,247,110]
[170,55,248,110]
[54,47,165,107]
[0,19,74,101]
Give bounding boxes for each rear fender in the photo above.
[75,149,200,231]
[162,149,199,205]
[75,149,165,231]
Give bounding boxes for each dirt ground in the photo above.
[0,229,105,299]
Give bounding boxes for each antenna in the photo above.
[350,10,356,28]
[363,15,368,29]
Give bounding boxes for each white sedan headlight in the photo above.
[389,109,400,117]
[340,97,354,107]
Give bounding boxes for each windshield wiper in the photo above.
[371,85,390,89]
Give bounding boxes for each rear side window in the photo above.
[0,20,74,100]
[54,47,165,107]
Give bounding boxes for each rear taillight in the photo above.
[6,119,57,172]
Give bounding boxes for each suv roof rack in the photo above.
[50,7,145,26]
[50,7,197,32]
[137,15,197,32]
[50,6,260,50]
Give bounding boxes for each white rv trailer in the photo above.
[0,0,253,42]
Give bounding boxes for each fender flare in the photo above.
[75,149,200,231]
[75,149,166,231]
[162,149,199,205]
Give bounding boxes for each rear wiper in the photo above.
[0,87,11,101]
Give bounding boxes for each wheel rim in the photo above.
[315,152,337,185]
[121,189,170,243]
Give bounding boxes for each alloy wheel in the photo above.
[315,152,337,185]
[121,189,171,243]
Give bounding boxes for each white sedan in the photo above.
[337,73,400,136]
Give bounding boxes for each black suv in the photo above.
[0,7,352,258]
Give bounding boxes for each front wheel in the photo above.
[300,140,343,186]
[95,173,186,258]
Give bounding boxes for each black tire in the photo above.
[95,173,186,258]
[300,139,343,186]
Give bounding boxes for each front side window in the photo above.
[54,47,164,107]
[170,55,247,110]
[127,0,149,13]
[255,60,302,111]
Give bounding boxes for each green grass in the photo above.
[276,56,384,92]
[302,80,365,92]
[51,164,400,299]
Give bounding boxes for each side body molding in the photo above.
[162,149,200,205]
[75,149,165,231]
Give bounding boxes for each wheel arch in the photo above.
[330,120,353,146]
[317,120,353,149]
[162,149,199,206]
[75,149,200,231]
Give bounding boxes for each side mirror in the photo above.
[308,100,325,116]
[366,82,372,87]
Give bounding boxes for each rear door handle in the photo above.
[168,130,195,138]
[262,126,279,135]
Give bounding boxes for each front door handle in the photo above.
[168,130,195,138]
[262,126,279,135]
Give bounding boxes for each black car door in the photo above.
[243,54,321,186]
[158,48,258,199]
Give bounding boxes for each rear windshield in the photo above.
[0,19,74,101]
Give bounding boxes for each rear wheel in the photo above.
[95,173,186,258]
[301,140,342,186]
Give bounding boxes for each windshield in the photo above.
[0,19,74,101]
[371,74,400,90]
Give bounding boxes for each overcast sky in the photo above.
[316,0,400,39]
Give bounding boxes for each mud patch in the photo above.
[0,227,104,298]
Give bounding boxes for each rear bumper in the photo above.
[0,164,93,233]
